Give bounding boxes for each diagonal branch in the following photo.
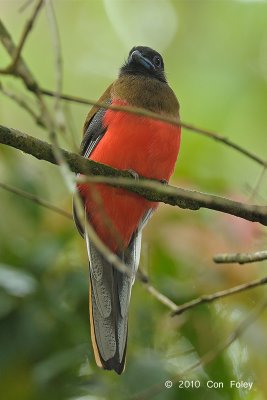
[1,123,267,226]
[0,181,72,219]
[6,0,43,73]
[138,270,178,311]
[0,19,37,90]
[171,275,267,316]
[0,82,44,127]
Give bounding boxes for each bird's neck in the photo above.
[111,75,180,118]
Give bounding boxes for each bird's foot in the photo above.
[160,179,168,185]
[127,169,139,180]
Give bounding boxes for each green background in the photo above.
[1,1,267,399]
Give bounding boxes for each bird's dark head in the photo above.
[120,46,166,83]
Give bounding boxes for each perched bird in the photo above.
[74,46,181,374]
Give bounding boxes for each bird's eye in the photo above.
[153,56,161,68]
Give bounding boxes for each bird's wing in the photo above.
[83,83,113,135]
[80,100,111,158]
[85,209,153,374]
[73,85,112,237]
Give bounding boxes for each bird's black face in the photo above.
[120,46,166,83]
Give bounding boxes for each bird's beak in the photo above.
[130,50,155,71]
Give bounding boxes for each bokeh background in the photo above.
[1,1,267,399]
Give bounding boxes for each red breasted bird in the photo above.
[74,46,181,374]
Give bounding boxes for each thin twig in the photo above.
[45,0,66,132]
[214,250,267,264]
[0,181,72,219]
[0,0,43,73]
[138,270,178,311]
[0,81,44,127]
[247,166,266,202]
[171,275,267,316]
[0,19,50,118]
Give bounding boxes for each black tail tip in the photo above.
[102,359,125,375]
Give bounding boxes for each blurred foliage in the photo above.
[1,0,267,399]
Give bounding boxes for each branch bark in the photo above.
[214,250,267,264]
[1,123,267,226]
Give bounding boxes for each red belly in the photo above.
[78,102,181,252]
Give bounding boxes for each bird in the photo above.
[73,46,181,374]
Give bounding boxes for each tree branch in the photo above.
[171,275,267,316]
[138,270,178,311]
[214,250,267,264]
[1,123,267,226]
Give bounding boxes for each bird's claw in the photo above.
[127,169,139,180]
[160,179,168,185]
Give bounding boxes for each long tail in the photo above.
[85,231,141,374]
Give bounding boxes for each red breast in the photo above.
[78,99,181,252]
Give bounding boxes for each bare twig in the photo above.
[214,250,267,264]
[131,297,267,400]
[1,124,267,226]
[45,0,66,132]
[0,19,38,91]
[171,275,267,316]
[0,19,56,133]
[0,0,43,74]
[0,181,72,219]
[247,166,266,202]
[0,81,44,127]
[138,270,178,311]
